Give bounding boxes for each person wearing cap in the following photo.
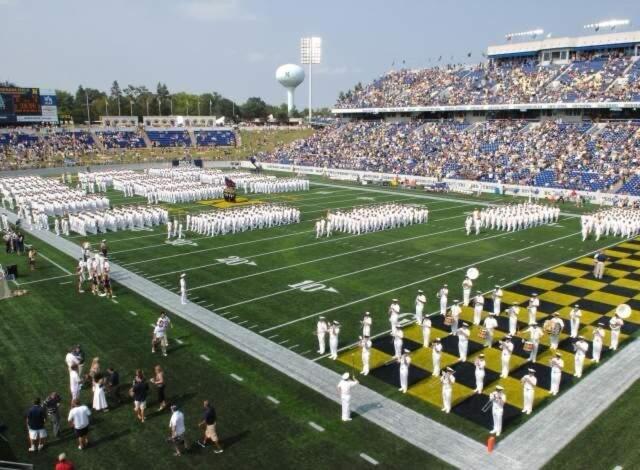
[549,353,564,395]
[573,336,589,378]
[474,354,486,393]
[472,291,484,325]
[489,386,506,436]
[462,276,473,307]
[569,304,582,338]
[388,299,400,336]
[450,301,462,335]
[549,313,564,350]
[482,313,498,348]
[456,322,470,362]
[360,336,372,375]
[437,285,448,316]
[316,317,329,354]
[593,250,607,279]
[492,286,503,316]
[500,336,514,378]
[421,316,432,348]
[328,321,340,360]
[99,239,108,257]
[431,338,443,376]
[179,273,187,305]
[168,405,187,456]
[398,350,412,393]
[592,323,606,363]
[415,290,426,325]
[524,322,544,362]
[361,312,372,338]
[521,369,537,414]
[337,372,358,422]
[167,220,173,240]
[527,293,539,325]
[507,303,520,336]
[609,313,624,351]
[440,367,456,413]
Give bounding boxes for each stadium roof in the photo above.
[487,30,640,59]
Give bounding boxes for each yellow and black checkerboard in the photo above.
[337,238,640,431]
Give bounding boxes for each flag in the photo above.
[224,177,236,188]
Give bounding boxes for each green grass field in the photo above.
[1,173,639,468]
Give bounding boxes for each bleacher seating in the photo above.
[96,130,146,149]
[194,129,236,147]
[146,129,191,147]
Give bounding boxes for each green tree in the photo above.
[241,97,268,120]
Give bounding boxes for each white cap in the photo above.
[180,273,186,278]
[342,372,350,379]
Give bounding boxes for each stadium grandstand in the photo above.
[258,28,640,196]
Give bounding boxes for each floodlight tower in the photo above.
[301,36,322,122]
[276,64,305,115]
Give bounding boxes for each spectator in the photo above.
[26,398,47,452]
[168,405,187,457]
[197,400,224,453]
[67,399,91,450]
[106,367,121,404]
[150,365,167,411]
[131,369,149,423]
[43,392,62,438]
[55,453,75,470]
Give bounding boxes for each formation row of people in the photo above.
[465,203,560,235]
[580,207,640,241]
[188,204,301,237]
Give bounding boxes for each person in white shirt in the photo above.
[179,273,187,305]
[609,314,624,351]
[473,291,484,325]
[421,316,432,348]
[528,294,539,325]
[415,290,426,325]
[549,353,564,396]
[393,329,404,359]
[67,399,91,450]
[492,286,503,315]
[489,386,506,437]
[329,321,340,360]
[69,364,81,403]
[483,313,498,347]
[474,354,486,393]
[316,317,329,354]
[507,304,520,336]
[569,304,582,338]
[168,405,187,457]
[438,285,448,316]
[337,373,358,422]
[361,312,372,338]
[461,277,473,306]
[360,336,372,375]
[592,323,605,363]
[500,337,514,378]
[521,369,537,414]
[431,338,443,376]
[65,348,80,372]
[449,301,462,335]
[388,299,400,335]
[456,323,470,362]
[574,337,589,378]
[398,351,411,393]
[440,367,456,413]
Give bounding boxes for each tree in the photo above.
[241,97,268,120]
[55,89,75,118]
[110,80,122,115]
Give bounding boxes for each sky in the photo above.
[1,0,639,108]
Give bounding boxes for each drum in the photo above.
[444,315,453,326]
[543,319,554,334]
[523,341,534,352]
[551,323,562,336]
[478,327,487,339]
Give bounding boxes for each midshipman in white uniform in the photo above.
[337,373,358,422]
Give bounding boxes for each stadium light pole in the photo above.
[85,91,90,126]
[117,96,121,116]
[301,36,322,122]
[129,99,133,117]
[146,99,149,116]
[187,100,190,116]
[584,19,630,31]
[197,100,201,116]
[157,98,161,116]
[209,99,212,116]
[170,98,173,115]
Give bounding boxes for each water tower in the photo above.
[276,64,305,115]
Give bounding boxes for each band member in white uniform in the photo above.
[456,323,470,362]
[398,351,411,393]
[573,336,589,378]
[179,273,187,305]
[316,317,329,354]
[507,304,520,336]
[440,367,455,413]
[337,373,358,422]
[489,386,506,437]
[483,313,498,347]
[569,304,582,338]
[329,321,340,360]
[527,293,539,325]
[609,314,624,351]
[474,354,486,394]
[393,329,404,359]
[361,312,372,338]
[389,299,400,336]
[462,277,473,306]
[450,301,462,335]
[431,338,442,376]
[549,313,564,350]
[521,369,537,414]
[360,336,372,375]
[592,323,605,363]
[549,353,564,396]
[500,337,514,378]
[473,291,484,325]
[420,316,432,348]
[415,290,426,325]
[492,286,503,316]
[525,323,543,362]
[438,285,448,316]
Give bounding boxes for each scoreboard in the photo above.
[0,86,58,124]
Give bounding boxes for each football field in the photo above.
[47,177,639,439]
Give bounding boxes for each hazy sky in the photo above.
[1,0,639,107]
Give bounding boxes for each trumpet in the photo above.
[481,398,493,413]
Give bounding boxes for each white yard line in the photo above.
[266,395,280,405]
[267,231,580,335]
[129,310,138,316]
[360,453,380,466]
[200,354,211,362]
[175,338,184,345]
[188,226,464,292]
[39,253,72,274]
[308,422,325,432]
[230,373,244,382]
[17,273,74,285]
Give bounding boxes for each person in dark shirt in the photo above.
[197,400,223,453]
[26,398,47,452]
[43,392,62,438]
[106,367,121,404]
[131,370,149,423]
